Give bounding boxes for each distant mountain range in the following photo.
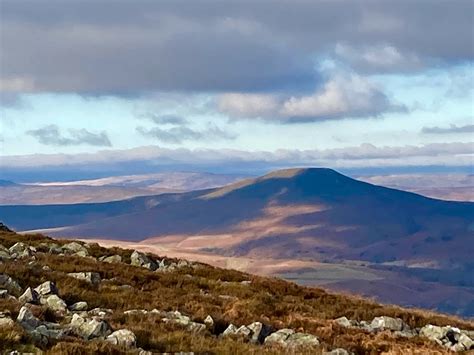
[1,168,473,316]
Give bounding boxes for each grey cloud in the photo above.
[422,124,474,134]
[2,142,471,170]
[136,125,236,144]
[1,0,473,94]
[26,124,112,147]
[137,113,188,125]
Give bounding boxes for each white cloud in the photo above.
[217,73,405,122]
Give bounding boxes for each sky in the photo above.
[0,0,473,180]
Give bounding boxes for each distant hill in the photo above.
[0,179,18,187]
[1,168,473,316]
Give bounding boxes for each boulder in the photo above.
[17,306,42,330]
[222,324,238,336]
[0,274,22,295]
[87,308,114,318]
[264,328,295,346]
[41,295,68,314]
[68,272,101,285]
[334,316,352,328]
[370,316,406,332]
[70,313,111,339]
[9,242,35,258]
[131,251,158,270]
[204,315,214,329]
[34,281,58,297]
[69,301,88,312]
[186,322,207,334]
[62,242,89,256]
[106,329,137,348]
[101,255,122,264]
[19,287,39,304]
[235,325,252,338]
[247,321,272,344]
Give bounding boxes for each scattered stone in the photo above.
[420,324,474,351]
[241,280,252,285]
[247,321,272,344]
[9,242,35,258]
[285,332,320,347]
[41,294,68,314]
[63,242,89,255]
[0,274,22,295]
[68,272,101,285]
[370,316,406,332]
[34,281,58,297]
[17,306,41,330]
[88,308,114,318]
[264,328,295,346]
[130,250,157,270]
[204,315,214,330]
[100,255,122,264]
[0,289,8,298]
[222,324,238,337]
[235,325,252,338]
[69,301,88,312]
[42,265,51,271]
[0,244,10,260]
[70,313,112,340]
[335,316,352,328]
[106,329,137,348]
[19,287,39,304]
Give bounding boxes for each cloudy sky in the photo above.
[0,0,473,180]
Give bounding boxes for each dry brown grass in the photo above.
[0,231,472,354]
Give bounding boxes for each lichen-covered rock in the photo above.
[17,306,42,330]
[41,295,68,314]
[68,272,101,285]
[62,242,89,256]
[264,328,294,346]
[370,316,406,332]
[9,242,35,258]
[247,321,272,344]
[106,329,137,348]
[70,313,111,340]
[285,332,320,348]
[0,244,10,260]
[222,324,238,336]
[335,316,352,328]
[0,274,22,295]
[34,281,58,297]
[69,301,88,312]
[19,287,39,304]
[130,251,157,270]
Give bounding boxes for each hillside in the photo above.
[1,168,473,317]
[1,228,474,354]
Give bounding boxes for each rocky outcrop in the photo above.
[106,329,137,348]
[0,274,22,295]
[70,313,112,340]
[130,251,158,270]
[420,324,474,351]
[68,272,101,285]
[264,328,320,348]
[19,287,39,304]
[34,281,58,297]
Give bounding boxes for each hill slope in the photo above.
[0,229,473,354]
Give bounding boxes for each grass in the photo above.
[0,230,473,354]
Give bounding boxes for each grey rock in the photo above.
[17,306,42,330]
[63,242,89,255]
[34,281,58,296]
[458,333,474,350]
[222,324,238,336]
[0,289,8,298]
[131,251,157,270]
[106,329,137,348]
[101,255,122,264]
[236,325,252,338]
[334,316,352,328]
[0,274,22,295]
[69,301,88,312]
[70,313,112,340]
[88,308,114,318]
[370,316,406,332]
[68,272,101,285]
[186,322,207,334]
[247,321,272,344]
[204,315,214,329]
[9,242,35,258]
[19,287,39,304]
[264,328,295,345]
[0,244,10,260]
[41,295,68,314]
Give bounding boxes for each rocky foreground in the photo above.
[0,226,473,354]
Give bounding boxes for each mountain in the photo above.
[1,229,473,354]
[1,168,473,316]
[0,172,246,205]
